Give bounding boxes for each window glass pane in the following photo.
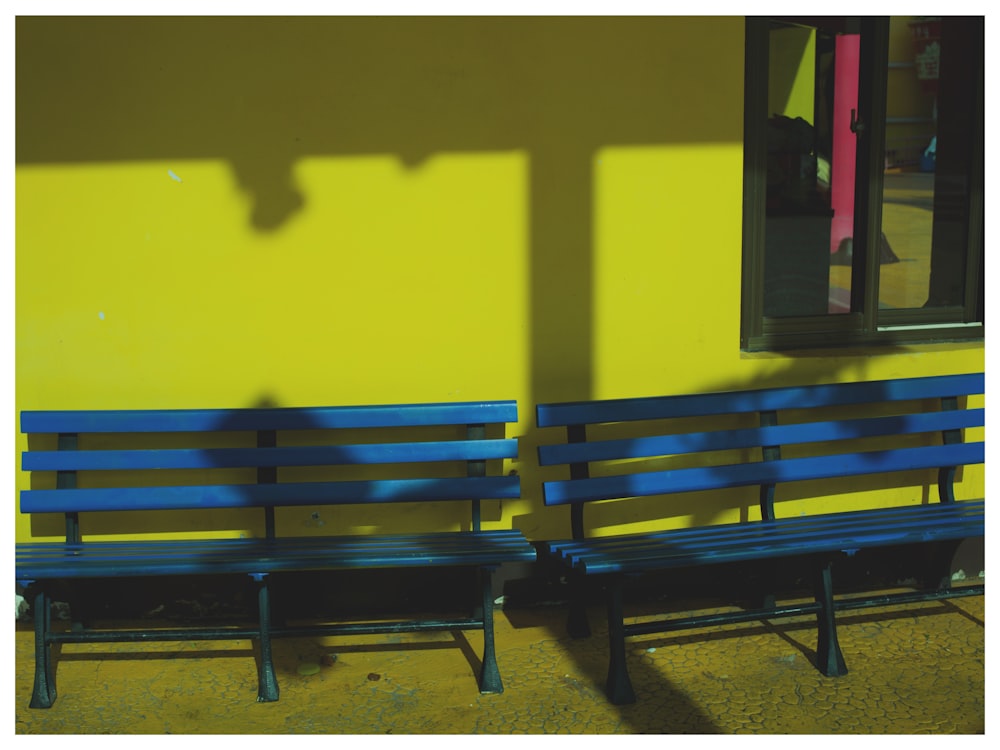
[763,21,853,318]
[877,16,978,315]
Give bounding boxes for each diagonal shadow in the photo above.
[16,16,747,731]
[17,16,983,729]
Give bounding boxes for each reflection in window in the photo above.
[878,16,980,318]
[763,20,846,318]
[760,16,982,326]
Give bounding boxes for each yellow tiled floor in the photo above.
[14,593,984,734]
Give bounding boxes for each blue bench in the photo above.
[536,373,985,704]
[16,400,535,708]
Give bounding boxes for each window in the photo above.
[741,16,983,351]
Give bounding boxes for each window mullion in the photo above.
[851,17,889,333]
[740,17,771,347]
[963,44,985,322]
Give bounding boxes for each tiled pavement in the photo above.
[14,591,985,734]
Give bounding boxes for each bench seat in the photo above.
[18,530,537,579]
[17,530,535,580]
[544,500,984,575]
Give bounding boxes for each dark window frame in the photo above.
[740,16,984,352]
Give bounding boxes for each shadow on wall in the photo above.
[26,394,490,540]
[15,15,744,408]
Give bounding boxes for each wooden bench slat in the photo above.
[23,439,519,472]
[17,532,537,561]
[21,400,519,434]
[21,475,522,514]
[16,531,538,579]
[19,533,538,558]
[547,501,984,553]
[545,501,984,569]
[535,372,984,428]
[538,409,984,466]
[550,503,984,574]
[542,442,984,505]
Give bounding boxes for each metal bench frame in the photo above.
[16,400,535,708]
[535,373,985,704]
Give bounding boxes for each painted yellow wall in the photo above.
[767,25,816,122]
[15,17,983,544]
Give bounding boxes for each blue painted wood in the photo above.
[536,372,984,428]
[538,409,984,466]
[544,501,984,574]
[21,400,518,434]
[542,442,984,505]
[21,475,521,514]
[546,501,985,557]
[22,439,519,472]
[15,530,539,579]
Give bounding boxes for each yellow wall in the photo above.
[768,25,816,122]
[15,17,984,543]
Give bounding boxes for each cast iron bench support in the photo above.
[604,575,634,705]
[536,373,985,704]
[814,558,847,678]
[28,586,55,709]
[253,573,279,703]
[478,565,503,694]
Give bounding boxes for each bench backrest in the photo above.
[21,401,520,543]
[536,373,984,535]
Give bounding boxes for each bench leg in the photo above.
[29,588,57,709]
[605,577,636,705]
[478,567,504,694]
[814,560,848,677]
[252,574,280,703]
